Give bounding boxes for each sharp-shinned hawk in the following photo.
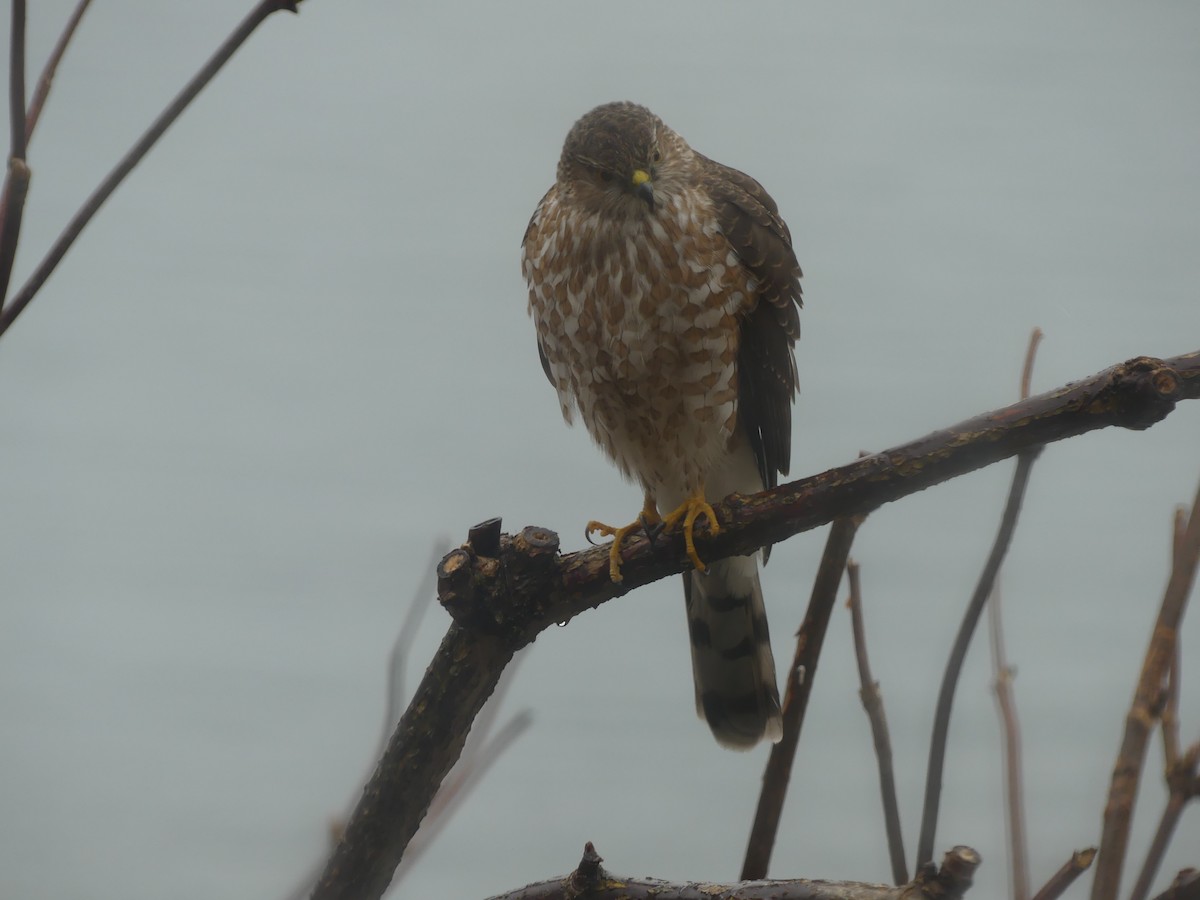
[521,101,802,749]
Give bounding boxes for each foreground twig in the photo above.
[989,583,1029,900]
[847,559,908,886]
[1092,477,1200,900]
[0,0,302,338]
[1149,868,1200,900]
[0,0,91,307]
[916,450,1038,867]
[988,327,1041,900]
[490,842,981,900]
[1129,742,1200,900]
[1129,533,1197,900]
[741,517,860,880]
[0,0,29,304]
[1031,847,1096,900]
[25,0,93,141]
[916,333,1046,868]
[312,352,1198,900]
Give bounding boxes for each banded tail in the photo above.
[684,554,783,749]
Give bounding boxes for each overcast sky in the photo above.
[1,3,1198,899]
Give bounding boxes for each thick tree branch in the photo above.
[485,842,981,900]
[312,351,1198,900]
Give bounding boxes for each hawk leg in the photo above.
[660,486,720,574]
[587,492,661,582]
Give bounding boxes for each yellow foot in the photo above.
[660,488,720,573]
[587,494,660,583]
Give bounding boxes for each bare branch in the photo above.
[383,539,451,749]
[0,0,29,304]
[488,842,981,900]
[398,707,533,882]
[1020,327,1044,402]
[9,0,27,161]
[1031,847,1097,900]
[1148,868,1200,900]
[741,517,860,880]
[25,0,93,141]
[311,353,1198,900]
[916,451,1040,866]
[846,559,908,885]
[989,583,1029,900]
[986,326,1042,900]
[1129,742,1200,900]
[1092,477,1200,900]
[0,0,302,338]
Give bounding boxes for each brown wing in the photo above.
[522,186,558,387]
[698,154,802,491]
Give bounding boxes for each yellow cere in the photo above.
[631,169,651,186]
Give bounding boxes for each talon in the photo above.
[661,488,720,573]
[585,519,641,582]
[586,493,660,583]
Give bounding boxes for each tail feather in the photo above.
[684,554,782,750]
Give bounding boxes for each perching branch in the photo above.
[312,351,1199,900]
[1092,476,1200,900]
[485,842,981,900]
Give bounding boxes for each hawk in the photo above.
[522,102,802,749]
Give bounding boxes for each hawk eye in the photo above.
[597,169,614,183]
[651,148,662,163]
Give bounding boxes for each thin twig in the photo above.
[741,517,860,880]
[989,584,1029,900]
[0,0,30,305]
[987,327,1042,900]
[0,0,301,338]
[382,539,451,753]
[1020,328,1044,401]
[25,0,94,141]
[8,0,26,161]
[1129,743,1200,900]
[847,558,908,885]
[915,452,1038,866]
[1148,868,1200,900]
[1092,477,1200,900]
[1031,847,1097,900]
[916,335,1047,868]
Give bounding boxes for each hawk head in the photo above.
[556,101,691,218]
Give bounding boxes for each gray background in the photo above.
[2,2,1198,898]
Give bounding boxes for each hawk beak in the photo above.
[631,169,655,210]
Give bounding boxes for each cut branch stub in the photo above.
[438,525,562,644]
